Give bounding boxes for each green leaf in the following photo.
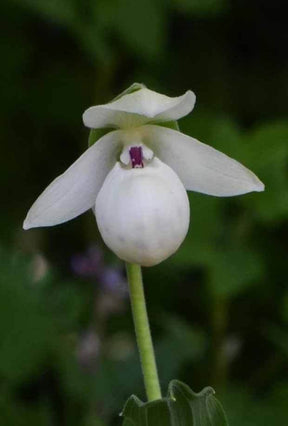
[122,396,172,426]
[168,381,228,426]
[121,380,228,425]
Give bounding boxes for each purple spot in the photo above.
[129,146,144,168]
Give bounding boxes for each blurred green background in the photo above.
[1,0,288,424]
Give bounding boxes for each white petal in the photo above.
[83,88,195,129]
[95,158,190,266]
[143,125,265,197]
[23,130,122,229]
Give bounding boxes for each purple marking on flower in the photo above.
[129,146,144,168]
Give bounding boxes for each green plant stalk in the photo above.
[126,263,162,401]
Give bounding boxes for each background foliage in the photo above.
[1,0,288,424]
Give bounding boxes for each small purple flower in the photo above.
[71,245,128,298]
[71,244,103,278]
[100,266,128,297]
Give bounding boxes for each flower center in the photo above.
[129,146,144,168]
[120,143,153,168]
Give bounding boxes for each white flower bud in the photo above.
[95,157,190,266]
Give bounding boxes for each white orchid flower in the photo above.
[23,84,264,266]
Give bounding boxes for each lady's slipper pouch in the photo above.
[23,86,264,266]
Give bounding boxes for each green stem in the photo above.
[126,263,162,401]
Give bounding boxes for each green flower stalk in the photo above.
[126,263,161,401]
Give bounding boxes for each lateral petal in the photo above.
[23,130,122,229]
[143,125,264,196]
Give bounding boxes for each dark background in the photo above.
[1,0,288,424]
